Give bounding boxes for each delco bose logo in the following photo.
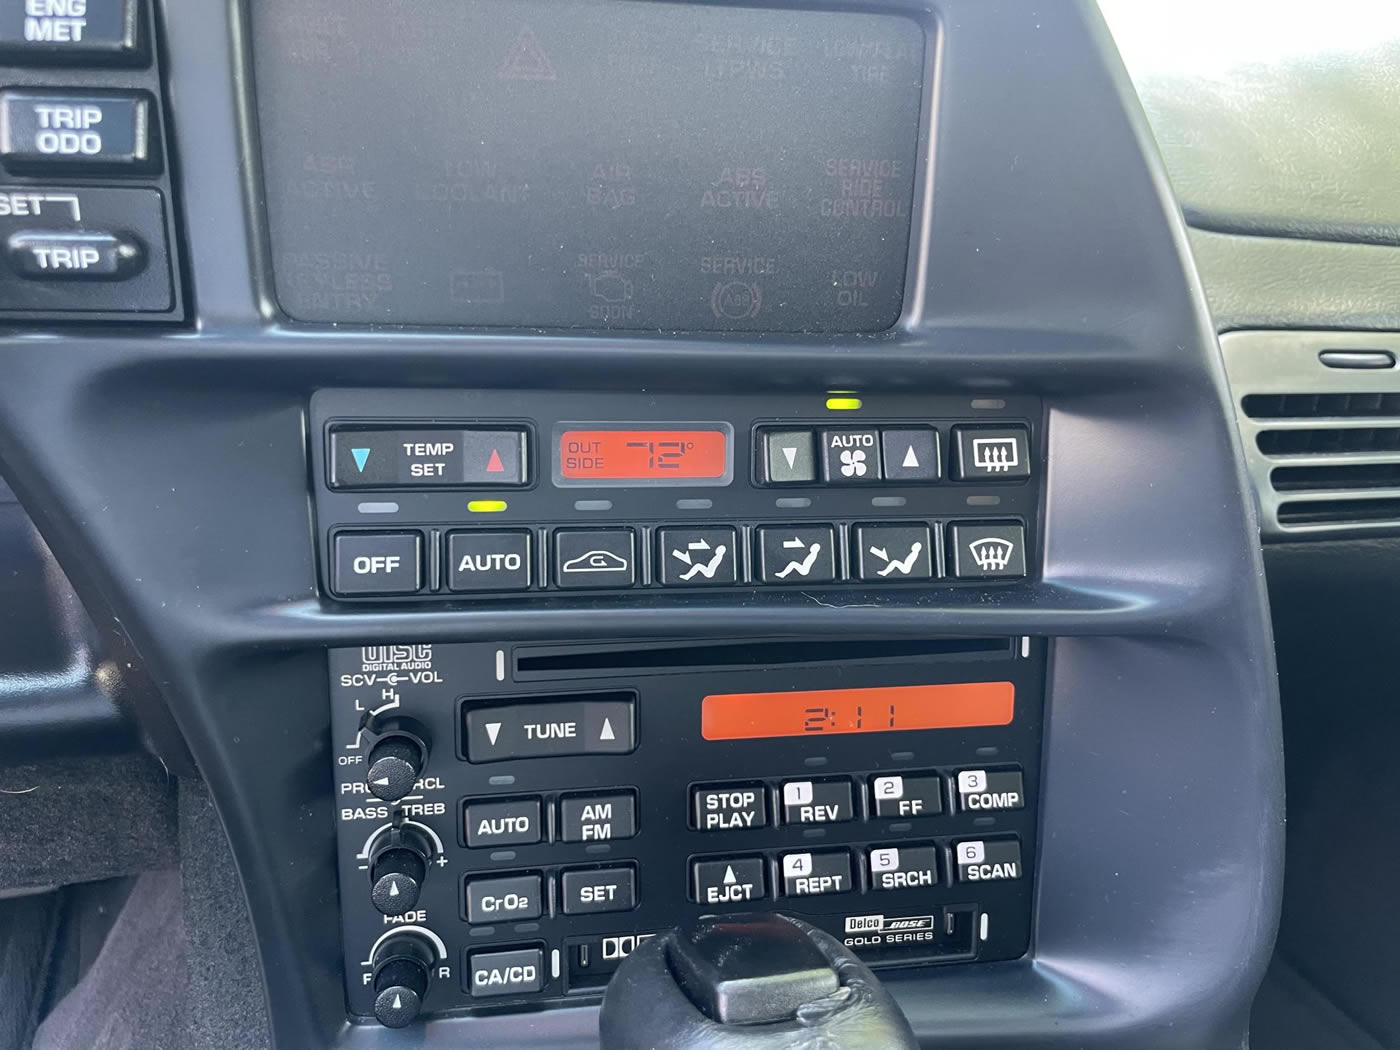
[844,914,935,934]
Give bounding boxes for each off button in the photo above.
[332,532,422,596]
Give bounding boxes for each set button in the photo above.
[560,866,635,915]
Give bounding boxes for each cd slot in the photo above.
[514,637,1013,680]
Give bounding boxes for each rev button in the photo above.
[780,779,854,825]
[464,695,635,762]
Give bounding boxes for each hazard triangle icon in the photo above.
[486,449,505,473]
[500,26,557,82]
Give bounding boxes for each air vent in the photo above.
[1222,332,1400,540]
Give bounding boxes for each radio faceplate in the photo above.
[330,638,1044,1021]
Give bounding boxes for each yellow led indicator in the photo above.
[467,500,508,513]
[825,396,863,411]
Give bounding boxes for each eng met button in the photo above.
[0,0,142,64]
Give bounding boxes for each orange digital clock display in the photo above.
[700,682,1015,741]
[559,428,729,481]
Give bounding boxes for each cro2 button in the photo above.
[333,533,422,595]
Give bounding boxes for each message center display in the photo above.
[252,0,926,331]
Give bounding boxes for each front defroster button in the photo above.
[468,947,544,998]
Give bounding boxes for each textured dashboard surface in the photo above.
[1103,0,1400,243]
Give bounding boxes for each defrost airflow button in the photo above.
[948,523,1026,579]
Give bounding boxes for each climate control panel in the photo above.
[310,388,1042,603]
[330,637,1045,1024]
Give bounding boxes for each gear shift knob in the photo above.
[599,914,918,1050]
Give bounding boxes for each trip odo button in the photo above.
[0,90,154,172]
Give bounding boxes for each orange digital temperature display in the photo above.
[700,682,1015,741]
[558,428,729,482]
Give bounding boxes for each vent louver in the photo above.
[1222,332,1400,540]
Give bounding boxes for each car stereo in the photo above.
[330,636,1044,1025]
[251,0,927,331]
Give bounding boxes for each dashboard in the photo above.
[0,2,1284,1049]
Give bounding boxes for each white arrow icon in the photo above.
[372,777,390,787]
[902,445,919,468]
[389,881,400,897]
[485,722,502,745]
[723,866,737,884]
[599,718,616,742]
[782,446,798,468]
[392,994,402,1010]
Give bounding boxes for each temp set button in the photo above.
[329,427,528,488]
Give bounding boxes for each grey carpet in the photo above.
[31,871,183,1050]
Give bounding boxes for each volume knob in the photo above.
[366,733,426,802]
